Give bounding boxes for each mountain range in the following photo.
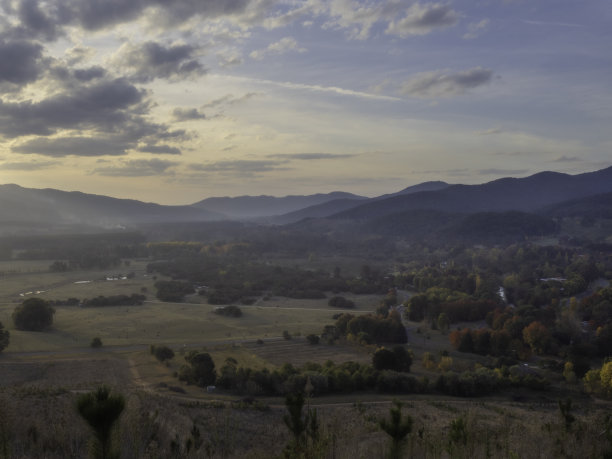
[0,166,611,235]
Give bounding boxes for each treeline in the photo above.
[210,354,547,398]
[148,256,393,304]
[0,232,146,268]
[49,294,146,307]
[444,286,612,384]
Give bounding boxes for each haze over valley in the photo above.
[0,0,611,457]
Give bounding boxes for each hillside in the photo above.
[332,167,612,221]
[0,184,223,230]
[271,181,450,224]
[192,191,366,220]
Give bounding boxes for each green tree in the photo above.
[0,322,8,352]
[153,345,174,362]
[283,392,320,458]
[379,400,413,459]
[76,386,125,459]
[12,298,55,331]
[90,337,103,348]
[185,352,216,387]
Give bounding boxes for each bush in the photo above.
[306,334,320,345]
[154,345,175,362]
[90,337,103,348]
[12,298,55,331]
[0,321,9,352]
[328,296,356,309]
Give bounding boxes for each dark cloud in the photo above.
[0,78,145,137]
[16,0,65,41]
[114,41,205,83]
[136,144,181,155]
[0,40,44,86]
[8,0,253,34]
[73,66,106,81]
[12,136,130,157]
[172,107,207,122]
[268,153,356,160]
[91,158,178,176]
[400,67,493,98]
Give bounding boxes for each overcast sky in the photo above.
[0,0,610,204]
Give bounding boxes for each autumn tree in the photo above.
[522,321,552,354]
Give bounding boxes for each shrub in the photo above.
[154,345,175,362]
[0,321,9,352]
[90,337,103,348]
[328,296,356,309]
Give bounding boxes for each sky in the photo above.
[0,0,610,205]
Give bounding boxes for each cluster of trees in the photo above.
[154,280,195,302]
[178,351,216,387]
[147,256,393,306]
[407,292,498,324]
[449,328,513,356]
[326,311,407,344]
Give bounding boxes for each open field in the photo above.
[1,300,371,352]
[0,259,153,303]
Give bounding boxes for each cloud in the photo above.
[136,144,181,155]
[522,20,583,28]
[249,37,306,60]
[172,107,207,122]
[476,127,503,135]
[0,78,145,137]
[12,136,130,157]
[230,75,400,101]
[192,159,290,176]
[553,156,582,163]
[400,67,493,98]
[0,40,44,87]
[463,18,489,39]
[0,159,58,170]
[111,41,206,83]
[269,153,356,160]
[15,0,64,41]
[386,2,459,37]
[201,92,259,109]
[91,158,179,176]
